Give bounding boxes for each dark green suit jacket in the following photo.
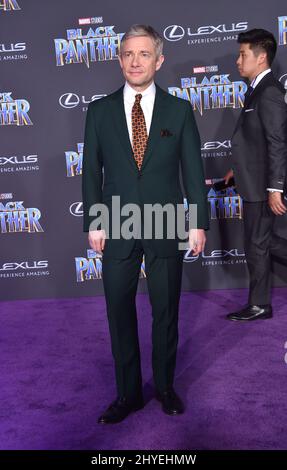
[82,84,209,258]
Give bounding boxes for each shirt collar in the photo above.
[250,68,271,89]
[123,81,156,102]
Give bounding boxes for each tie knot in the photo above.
[246,85,253,94]
[244,85,253,102]
[135,94,142,104]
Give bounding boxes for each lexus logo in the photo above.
[59,93,80,109]
[184,248,245,263]
[59,93,106,108]
[0,261,48,271]
[184,253,199,263]
[70,202,83,217]
[201,140,231,151]
[163,25,185,41]
[0,43,26,53]
[279,73,287,88]
[280,74,287,104]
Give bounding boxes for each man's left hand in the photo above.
[268,191,287,216]
[189,229,206,256]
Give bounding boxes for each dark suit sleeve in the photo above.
[82,103,103,232]
[258,86,287,191]
[180,103,209,230]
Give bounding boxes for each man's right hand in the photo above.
[88,230,106,254]
[223,169,234,185]
[268,192,287,216]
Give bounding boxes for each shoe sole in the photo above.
[155,395,184,415]
[227,314,272,321]
[162,407,184,415]
[98,403,144,424]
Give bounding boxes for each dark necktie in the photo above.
[244,85,254,107]
[131,94,148,170]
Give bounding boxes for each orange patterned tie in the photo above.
[132,94,148,170]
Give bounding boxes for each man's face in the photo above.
[119,36,164,90]
[236,43,266,80]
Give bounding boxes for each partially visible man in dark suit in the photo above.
[224,29,287,321]
[82,25,209,423]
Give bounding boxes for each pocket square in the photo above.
[244,108,254,113]
[160,129,173,137]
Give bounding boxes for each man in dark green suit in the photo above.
[82,25,209,424]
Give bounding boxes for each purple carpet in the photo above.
[1,288,287,450]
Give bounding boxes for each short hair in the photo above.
[120,24,164,58]
[237,28,277,66]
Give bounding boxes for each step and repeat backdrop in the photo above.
[1,0,287,300]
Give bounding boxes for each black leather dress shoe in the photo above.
[155,389,184,415]
[98,397,144,424]
[226,304,273,321]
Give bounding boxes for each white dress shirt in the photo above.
[123,81,156,145]
[250,68,271,89]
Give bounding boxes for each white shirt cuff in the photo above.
[267,188,284,193]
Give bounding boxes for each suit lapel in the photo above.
[109,84,169,173]
[141,85,169,171]
[109,86,139,173]
[233,72,274,136]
